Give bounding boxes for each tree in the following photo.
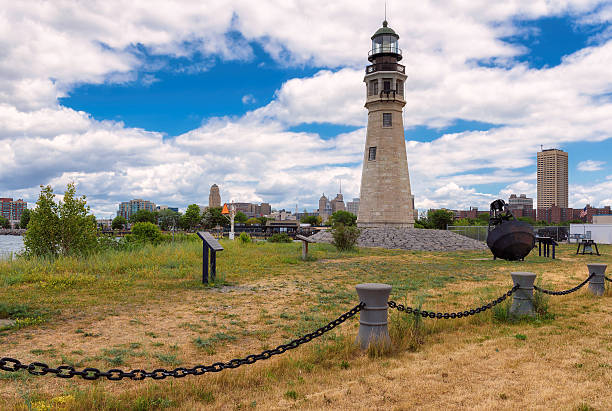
[330,210,357,227]
[235,211,248,224]
[19,208,31,229]
[0,216,9,229]
[245,217,260,225]
[130,222,162,244]
[112,215,128,230]
[23,185,60,256]
[157,209,180,231]
[24,183,97,257]
[57,183,98,256]
[332,224,361,251]
[129,209,157,224]
[202,207,228,229]
[427,209,455,230]
[257,216,270,226]
[181,204,202,231]
[301,215,322,226]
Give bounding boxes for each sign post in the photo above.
[197,231,224,284]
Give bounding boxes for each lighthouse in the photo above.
[357,20,415,228]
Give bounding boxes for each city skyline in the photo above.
[2,2,612,218]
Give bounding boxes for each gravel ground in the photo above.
[308,227,488,251]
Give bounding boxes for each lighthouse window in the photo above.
[383,78,391,91]
[396,80,403,95]
[382,113,392,127]
[368,146,377,161]
[368,80,378,96]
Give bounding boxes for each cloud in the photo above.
[577,159,605,171]
[2,1,612,217]
[241,94,256,104]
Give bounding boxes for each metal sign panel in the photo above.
[197,231,224,251]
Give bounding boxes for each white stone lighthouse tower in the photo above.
[357,20,415,228]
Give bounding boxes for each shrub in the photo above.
[330,210,357,227]
[331,224,361,251]
[238,232,252,244]
[267,233,292,243]
[130,222,163,244]
[24,183,97,257]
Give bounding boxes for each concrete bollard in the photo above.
[587,263,607,296]
[510,272,537,317]
[355,283,391,349]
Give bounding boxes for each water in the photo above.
[0,236,24,259]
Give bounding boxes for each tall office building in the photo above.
[209,184,221,208]
[537,149,568,208]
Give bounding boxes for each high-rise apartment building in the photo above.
[0,198,27,222]
[537,149,568,209]
[117,199,156,220]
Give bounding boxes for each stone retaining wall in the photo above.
[309,227,488,251]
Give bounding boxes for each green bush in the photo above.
[331,224,361,251]
[24,183,97,257]
[330,210,357,227]
[267,233,292,243]
[238,232,252,244]
[130,222,163,244]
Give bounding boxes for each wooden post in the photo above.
[302,241,308,260]
[210,250,216,282]
[202,243,209,284]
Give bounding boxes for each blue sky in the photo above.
[2,1,612,217]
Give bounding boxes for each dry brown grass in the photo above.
[0,242,610,410]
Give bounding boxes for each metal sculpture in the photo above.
[486,199,535,261]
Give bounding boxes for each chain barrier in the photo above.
[605,276,612,283]
[0,303,364,381]
[387,284,519,319]
[533,274,594,296]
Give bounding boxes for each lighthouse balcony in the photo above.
[365,62,405,74]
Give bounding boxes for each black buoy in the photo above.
[487,200,535,261]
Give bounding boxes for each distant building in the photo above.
[97,219,112,230]
[234,202,272,218]
[209,184,221,208]
[593,215,612,224]
[156,205,179,212]
[537,148,568,209]
[0,198,27,223]
[537,204,611,224]
[453,207,488,220]
[268,209,296,221]
[117,199,156,220]
[318,194,332,221]
[508,194,535,219]
[330,192,346,213]
[346,198,360,215]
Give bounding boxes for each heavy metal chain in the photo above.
[0,303,364,381]
[605,276,612,283]
[533,273,594,296]
[387,284,519,319]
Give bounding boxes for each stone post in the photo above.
[355,283,391,349]
[510,272,536,317]
[587,263,607,296]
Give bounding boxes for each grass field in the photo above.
[0,238,610,410]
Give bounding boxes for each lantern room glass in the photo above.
[372,35,398,54]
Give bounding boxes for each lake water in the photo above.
[0,236,24,259]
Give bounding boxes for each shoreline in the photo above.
[0,229,25,236]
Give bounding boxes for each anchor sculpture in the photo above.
[486,199,535,261]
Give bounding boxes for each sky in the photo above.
[2,1,612,218]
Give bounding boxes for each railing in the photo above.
[365,62,405,74]
[2,263,606,381]
[368,47,402,57]
[447,226,488,242]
